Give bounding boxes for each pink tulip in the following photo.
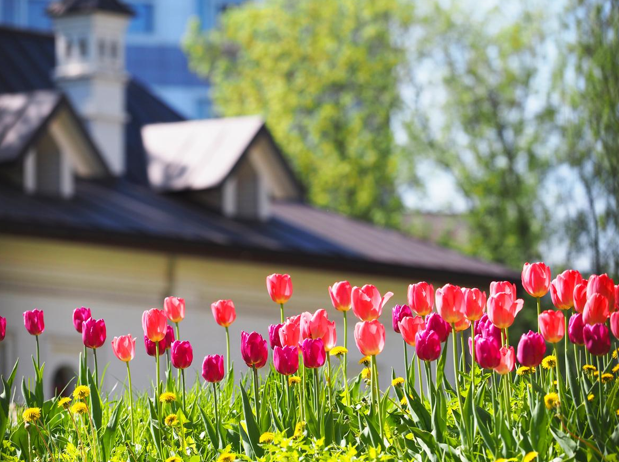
[301,338,326,368]
[415,329,441,362]
[489,281,517,298]
[516,331,546,367]
[473,334,501,369]
[82,318,106,349]
[241,331,268,369]
[550,270,583,310]
[573,283,588,314]
[268,323,283,349]
[538,310,565,344]
[23,309,44,336]
[0,316,5,342]
[487,292,524,329]
[112,335,135,362]
[583,293,610,325]
[522,262,551,298]
[164,296,185,323]
[583,323,611,356]
[494,346,515,375]
[436,284,465,324]
[329,281,352,312]
[322,321,337,351]
[279,315,301,349]
[568,313,585,345]
[202,355,225,383]
[274,345,299,375]
[144,335,166,357]
[211,299,237,328]
[72,307,92,334]
[392,305,413,333]
[462,288,486,321]
[142,309,167,342]
[407,282,434,316]
[351,285,393,321]
[300,309,337,349]
[266,273,293,304]
[354,320,386,356]
[399,316,425,347]
[587,274,615,312]
[611,312,619,340]
[171,340,193,369]
[425,312,452,343]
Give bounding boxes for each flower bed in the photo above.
[1,265,619,461]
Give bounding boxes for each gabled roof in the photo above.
[47,0,134,17]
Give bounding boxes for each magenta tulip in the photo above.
[202,355,225,383]
[425,313,452,343]
[144,335,166,357]
[583,323,611,356]
[473,334,501,369]
[82,318,106,349]
[164,325,175,351]
[171,340,193,369]
[269,323,284,349]
[474,314,502,350]
[300,338,326,368]
[516,331,546,367]
[273,345,299,375]
[72,307,92,334]
[392,305,413,333]
[611,312,619,340]
[23,309,44,336]
[568,313,585,346]
[241,331,268,369]
[415,329,441,362]
[0,316,5,342]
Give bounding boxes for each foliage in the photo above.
[183,0,411,227]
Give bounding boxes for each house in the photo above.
[0,0,518,396]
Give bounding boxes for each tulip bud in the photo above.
[351,285,393,321]
[415,329,441,362]
[274,345,299,375]
[142,309,167,342]
[425,313,451,343]
[211,299,236,328]
[550,270,583,310]
[462,287,486,321]
[522,262,551,298]
[494,346,515,375]
[82,318,106,349]
[392,305,413,333]
[241,331,268,369]
[583,323,611,356]
[583,293,610,325]
[0,316,5,342]
[407,282,434,316]
[164,296,185,323]
[171,340,193,369]
[354,320,386,357]
[202,355,225,383]
[436,284,465,324]
[568,313,585,346]
[266,273,293,304]
[268,323,283,350]
[72,307,92,334]
[301,338,326,369]
[112,335,135,362]
[23,309,45,336]
[399,316,425,347]
[538,310,565,343]
[329,281,352,312]
[516,331,546,367]
[474,334,501,369]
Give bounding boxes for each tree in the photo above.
[184,0,412,227]
[401,3,554,269]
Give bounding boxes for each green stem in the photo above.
[126,362,135,445]
[280,303,285,324]
[403,338,409,382]
[175,322,180,341]
[313,368,320,413]
[301,358,306,422]
[326,353,333,410]
[212,382,219,446]
[93,349,99,387]
[35,335,40,370]
[536,298,541,332]
[424,360,433,409]
[343,310,349,403]
[596,356,604,412]
[371,355,382,441]
[417,354,424,402]
[471,325,476,399]
[452,324,463,419]
[181,368,187,410]
[252,366,260,420]
[225,327,231,375]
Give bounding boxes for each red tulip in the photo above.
[436,284,465,324]
[399,316,425,346]
[494,346,515,375]
[144,335,166,356]
[516,331,546,367]
[568,313,585,345]
[489,281,517,298]
[329,281,352,312]
[164,325,175,351]
[522,262,551,298]
[268,323,283,349]
[202,355,225,383]
[73,307,92,334]
[301,338,326,368]
[392,305,413,333]
[550,270,583,310]
[538,310,565,343]
[425,313,452,343]
[351,285,393,321]
[322,321,338,351]
[241,331,268,369]
[23,309,44,336]
[487,292,524,329]
[0,316,5,342]
[473,334,501,369]
[266,273,293,304]
[279,315,301,349]
[112,335,135,362]
[462,288,486,321]
[454,317,471,332]
[300,309,337,349]
[164,296,185,323]
[82,318,106,349]
[274,345,299,375]
[211,300,236,328]
[142,309,167,342]
[573,283,588,314]
[171,340,193,369]
[583,323,611,356]
[415,329,441,362]
[407,282,434,316]
[583,293,610,325]
[611,312,619,340]
[354,320,386,356]
[587,274,615,312]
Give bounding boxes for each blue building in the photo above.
[0,0,245,118]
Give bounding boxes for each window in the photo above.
[128,2,154,34]
[78,38,88,58]
[27,0,52,30]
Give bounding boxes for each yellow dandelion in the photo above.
[616,409,619,417]
[166,457,182,462]
[400,396,408,405]
[587,393,595,402]
[293,421,305,439]
[392,377,405,387]
[58,397,71,409]
[612,348,619,359]
[217,453,236,462]
[361,368,372,380]
[330,346,348,357]
[288,376,301,386]
[544,393,560,410]
[541,356,557,370]
[516,366,535,376]
[22,408,41,423]
[71,402,88,415]
[73,385,90,400]
[165,414,179,427]
[159,392,177,404]
[601,373,614,384]
[583,364,597,376]
[359,356,371,366]
[612,364,619,374]
[259,432,275,444]
[523,452,538,462]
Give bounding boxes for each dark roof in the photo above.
[0,26,184,184]
[47,0,134,17]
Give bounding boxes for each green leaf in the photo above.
[102,399,123,461]
[147,397,163,459]
[239,385,263,457]
[87,370,102,430]
[199,405,219,449]
[0,360,18,441]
